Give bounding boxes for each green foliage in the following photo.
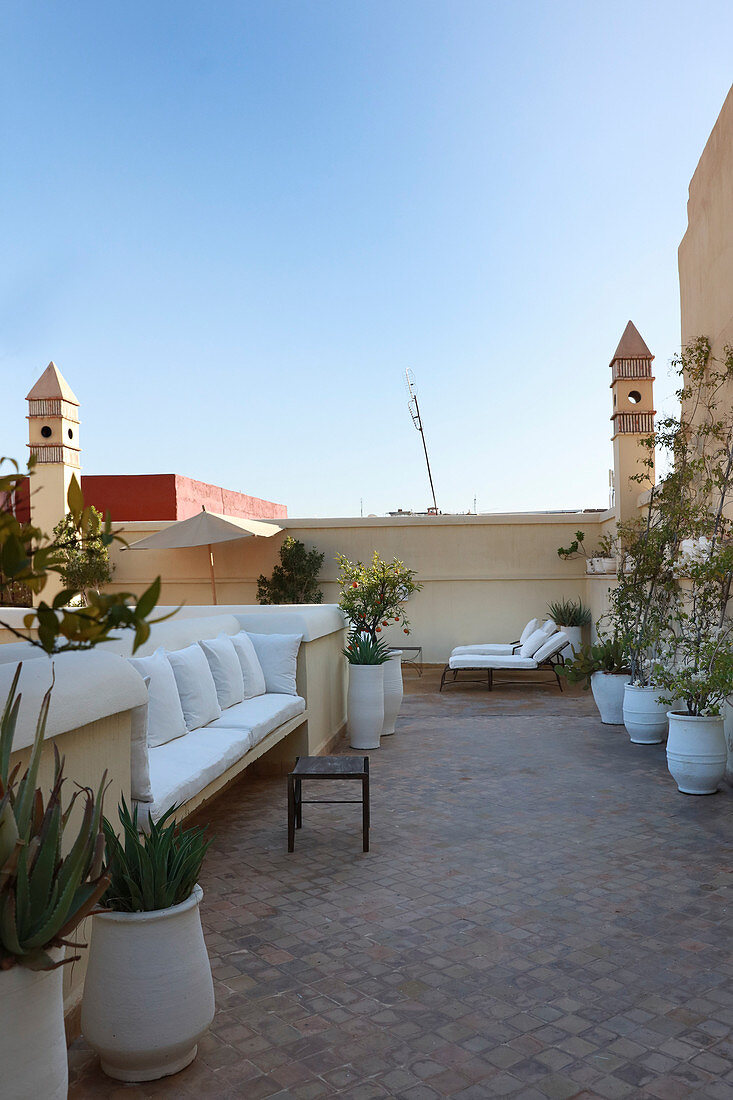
[102,799,211,913]
[342,633,393,665]
[0,666,110,970]
[337,551,421,641]
[257,537,324,605]
[53,506,113,604]
[557,531,587,560]
[0,456,168,654]
[559,637,630,689]
[547,599,592,628]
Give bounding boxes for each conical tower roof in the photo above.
[26,361,80,405]
[609,321,653,366]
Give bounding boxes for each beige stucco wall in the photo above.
[106,513,617,662]
[679,83,733,356]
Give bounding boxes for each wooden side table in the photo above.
[287,755,370,853]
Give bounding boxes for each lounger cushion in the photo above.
[448,654,538,670]
[140,726,254,825]
[166,644,222,731]
[533,632,568,663]
[541,619,558,636]
[519,618,541,643]
[198,635,245,709]
[230,631,267,698]
[127,648,188,748]
[206,693,306,746]
[451,643,514,657]
[519,629,548,658]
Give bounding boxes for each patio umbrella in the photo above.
[128,508,282,604]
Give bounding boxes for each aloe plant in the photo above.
[102,799,210,913]
[547,599,592,628]
[342,634,393,665]
[0,665,110,971]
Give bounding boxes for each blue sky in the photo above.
[2,2,732,517]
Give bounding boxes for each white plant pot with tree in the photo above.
[559,634,630,725]
[82,803,215,1081]
[382,650,403,736]
[666,712,727,795]
[622,683,669,743]
[591,672,628,724]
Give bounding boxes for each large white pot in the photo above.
[623,683,669,744]
[666,712,727,795]
[724,699,733,786]
[0,947,67,1100]
[347,664,384,750]
[559,625,583,659]
[82,884,215,1082]
[382,651,403,736]
[590,672,628,724]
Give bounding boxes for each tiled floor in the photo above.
[70,669,733,1098]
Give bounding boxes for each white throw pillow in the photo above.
[519,618,541,644]
[127,649,188,748]
[198,635,245,710]
[166,644,222,731]
[247,632,303,696]
[534,632,567,663]
[130,678,153,803]
[230,631,267,699]
[542,619,558,636]
[519,628,548,658]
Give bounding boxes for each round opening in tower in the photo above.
[628,390,642,405]
[41,425,52,438]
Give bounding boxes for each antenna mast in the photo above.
[405,368,438,513]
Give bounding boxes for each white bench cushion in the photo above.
[166,644,222,731]
[449,654,538,670]
[207,694,306,746]
[230,631,267,698]
[141,727,253,825]
[198,635,245,709]
[128,648,188,748]
[248,632,302,695]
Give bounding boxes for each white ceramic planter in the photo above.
[0,947,67,1100]
[382,651,403,736]
[82,884,215,1082]
[559,625,583,660]
[725,700,733,786]
[666,711,727,795]
[623,683,669,744]
[347,664,384,750]
[590,672,628,724]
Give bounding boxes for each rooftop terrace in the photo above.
[68,671,733,1099]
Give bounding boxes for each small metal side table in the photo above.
[396,645,423,676]
[287,756,370,853]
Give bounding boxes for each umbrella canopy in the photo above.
[128,510,282,603]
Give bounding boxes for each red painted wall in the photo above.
[81,474,287,522]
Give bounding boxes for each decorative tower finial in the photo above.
[610,322,655,522]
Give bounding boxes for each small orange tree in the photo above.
[336,551,421,642]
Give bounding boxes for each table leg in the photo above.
[295,777,302,829]
[362,758,370,853]
[287,774,295,852]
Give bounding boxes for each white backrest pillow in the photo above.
[127,649,188,748]
[130,677,153,803]
[541,619,558,636]
[198,635,245,710]
[247,632,303,696]
[166,644,222,730]
[534,632,568,663]
[519,618,541,644]
[229,631,267,698]
[519,629,548,658]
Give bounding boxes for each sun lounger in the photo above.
[440,630,568,693]
[450,618,557,658]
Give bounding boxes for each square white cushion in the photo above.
[206,693,306,746]
[519,618,541,644]
[198,635,245,710]
[130,679,153,802]
[230,631,267,699]
[534,632,568,663]
[247,632,302,696]
[519,628,548,658]
[128,648,188,748]
[542,619,558,636]
[166,644,222,731]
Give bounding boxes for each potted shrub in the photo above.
[337,551,421,737]
[343,634,392,749]
[559,635,630,724]
[0,459,163,1099]
[82,800,215,1081]
[546,599,591,658]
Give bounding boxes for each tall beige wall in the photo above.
[107,513,615,662]
[679,83,733,356]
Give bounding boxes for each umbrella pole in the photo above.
[207,544,217,605]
